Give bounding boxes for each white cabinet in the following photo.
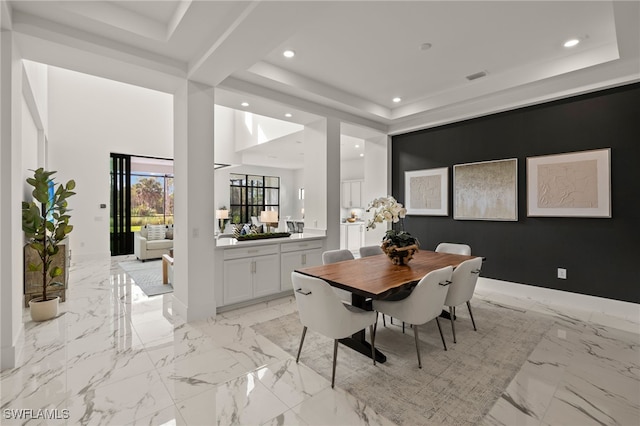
[280,240,323,291]
[340,224,365,251]
[342,180,362,208]
[223,245,280,305]
[252,254,281,298]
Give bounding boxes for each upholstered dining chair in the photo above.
[444,257,483,343]
[373,266,453,368]
[291,272,377,387]
[359,245,383,258]
[435,242,471,256]
[322,249,355,303]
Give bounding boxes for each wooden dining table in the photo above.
[295,249,479,363]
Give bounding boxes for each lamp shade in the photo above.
[216,209,229,219]
[260,210,278,223]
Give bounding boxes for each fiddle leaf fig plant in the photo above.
[22,168,76,302]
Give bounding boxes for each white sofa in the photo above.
[134,224,174,261]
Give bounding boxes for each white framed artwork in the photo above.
[527,148,611,218]
[453,158,518,221]
[405,167,449,216]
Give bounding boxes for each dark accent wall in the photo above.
[392,83,640,304]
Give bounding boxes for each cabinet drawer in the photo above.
[223,244,279,260]
[280,239,323,253]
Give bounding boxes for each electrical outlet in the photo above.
[557,268,567,279]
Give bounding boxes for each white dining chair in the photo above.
[292,272,377,387]
[435,242,471,256]
[373,266,453,368]
[444,257,483,343]
[359,245,383,258]
[322,249,355,303]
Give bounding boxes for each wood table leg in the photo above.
[162,254,173,285]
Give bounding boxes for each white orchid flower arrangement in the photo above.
[365,196,407,231]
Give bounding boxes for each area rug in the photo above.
[118,260,173,297]
[252,302,554,425]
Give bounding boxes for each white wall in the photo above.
[362,136,389,246]
[214,105,241,165]
[47,66,173,259]
[340,158,364,180]
[234,110,302,152]
[214,164,297,231]
[22,60,48,134]
[21,96,38,198]
[292,168,305,220]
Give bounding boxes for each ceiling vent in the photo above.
[466,71,488,81]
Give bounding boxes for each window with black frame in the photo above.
[229,174,280,224]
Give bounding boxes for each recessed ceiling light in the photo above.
[355,144,360,148]
[285,113,292,118]
[283,50,295,58]
[392,97,402,103]
[563,38,580,48]
[360,153,364,157]
[241,102,249,107]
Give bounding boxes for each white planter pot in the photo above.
[29,296,60,322]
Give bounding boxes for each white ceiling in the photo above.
[4,0,639,164]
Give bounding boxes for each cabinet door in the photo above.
[280,251,303,291]
[351,181,362,207]
[223,258,253,305]
[342,181,352,208]
[253,254,281,298]
[304,248,323,269]
[347,225,362,251]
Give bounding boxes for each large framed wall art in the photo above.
[527,148,611,217]
[405,167,448,216]
[453,158,518,221]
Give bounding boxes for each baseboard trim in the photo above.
[477,277,640,324]
[172,295,217,323]
[1,324,24,371]
[216,290,294,314]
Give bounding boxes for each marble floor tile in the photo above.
[158,346,250,402]
[176,373,289,426]
[3,255,638,426]
[253,359,331,408]
[63,369,175,425]
[291,386,395,426]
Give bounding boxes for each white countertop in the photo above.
[215,233,325,248]
[341,221,365,226]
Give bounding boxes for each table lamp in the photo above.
[216,209,229,233]
[260,210,278,233]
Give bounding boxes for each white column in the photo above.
[326,118,341,249]
[303,117,341,249]
[172,80,216,322]
[0,30,24,369]
[363,135,390,246]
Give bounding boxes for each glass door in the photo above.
[110,153,132,255]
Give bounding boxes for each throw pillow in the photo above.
[165,225,174,240]
[147,225,166,241]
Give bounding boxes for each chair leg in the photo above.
[467,301,477,331]
[382,314,386,327]
[403,321,405,334]
[296,326,307,363]
[331,339,339,388]
[413,324,422,369]
[435,317,447,351]
[449,306,457,344]
[370,324,376,366]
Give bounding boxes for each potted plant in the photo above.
[366,196,419,265]
[22,168,76,321]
